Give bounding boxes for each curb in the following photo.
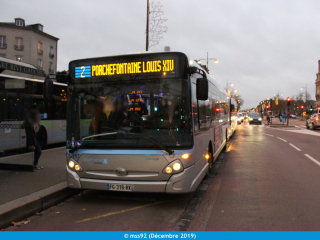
[0,182,79,229]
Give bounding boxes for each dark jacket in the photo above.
[22,118,36,148]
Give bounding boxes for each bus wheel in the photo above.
[39,126,48,149]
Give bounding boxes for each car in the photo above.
[237,113,244,124]
[306,114,320,130]
[248,113,262,124]
[288,114,297,119]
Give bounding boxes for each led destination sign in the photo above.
[75,59,174,78]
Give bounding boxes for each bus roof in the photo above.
[0,73,67,86]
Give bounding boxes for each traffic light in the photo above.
[300,105,304,110]
[286,97,291,106]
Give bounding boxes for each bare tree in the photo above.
[233,94,244,108]
[148,1,168,49]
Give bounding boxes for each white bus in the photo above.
[0,74,67,154]
[65,52,236,193]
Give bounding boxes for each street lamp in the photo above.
[197,52,218,72]
[301,84,307,103]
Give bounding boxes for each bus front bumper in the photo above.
[66,162,208,193]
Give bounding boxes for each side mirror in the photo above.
[44,77,53,100]
[196,78,208,100]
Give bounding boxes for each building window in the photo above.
[15,55,23,62]
[0,54,6,58]
[15,37,24,50]
[38,25,43,31]
[37,59,43,70]
[49,46,54,58]
[0,36,7,48]
[49,62,53,73]
[37,42,43,55]
[15,20,24,26]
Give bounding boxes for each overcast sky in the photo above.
[2,0,320,109]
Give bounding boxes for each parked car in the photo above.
[307,114,320,130]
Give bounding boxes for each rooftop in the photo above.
[0,18,59,40]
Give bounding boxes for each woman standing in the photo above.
[23,109,43,170]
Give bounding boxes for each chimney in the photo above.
[164,46,170,52]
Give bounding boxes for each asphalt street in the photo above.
[6,120,320,231]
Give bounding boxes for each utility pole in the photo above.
[146,0,149,51]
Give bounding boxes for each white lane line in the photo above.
[289,143,301,151]
[304,154,320,166]
[277,137,287,142]
[294,125,305,129]
[263,133,274,137]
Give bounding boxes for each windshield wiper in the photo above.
[81,132,117,140]
[69,136,174,155]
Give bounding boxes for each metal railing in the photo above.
[0,43,7,49]
[37,49,43,55]
[49,53,54,58]
[37,66,43,70]
[14,45,24,51]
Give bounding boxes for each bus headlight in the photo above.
[165,167,172,174]
[173,163,181,171]
[68,160,75,168]
[163,160,184,175]
[259,118,262,121]
[68,159,83,172]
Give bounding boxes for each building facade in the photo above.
[316,60,320,107]
[0,18,59,75]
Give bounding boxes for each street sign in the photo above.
[280,115,287,122]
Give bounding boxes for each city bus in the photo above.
[0,74,67,154]
[65,52,236,193]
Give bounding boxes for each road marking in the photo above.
[289,143,301,151]
[294,125,305,129]
[263,133,274,137]
[277,137,287,142]
[76,201,163,223]
[304,154,320,166]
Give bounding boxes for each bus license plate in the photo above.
[107,183,135,192]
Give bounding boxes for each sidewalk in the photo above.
[0,147,66,205]
[0,146,79,228]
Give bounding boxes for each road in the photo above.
[7,120,320,231]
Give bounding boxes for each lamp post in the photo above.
[197,52,218,73]
[301,84,307,103]
[226,80,234,95]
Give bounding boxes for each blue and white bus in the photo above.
[65,52,236,193]
[0,73,67,154]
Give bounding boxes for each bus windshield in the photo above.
[68,78,192,150]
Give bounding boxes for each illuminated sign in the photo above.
[75,59,174,78]
[75,66,91,78]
